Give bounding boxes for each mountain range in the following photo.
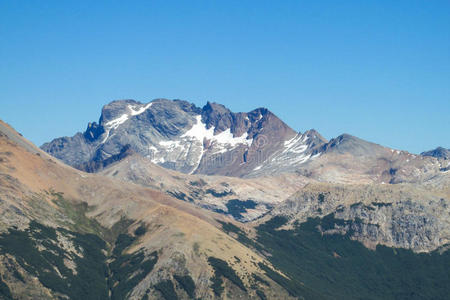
[0,99,449,300]
[42,99,448,183]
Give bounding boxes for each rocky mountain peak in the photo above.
[84,122,105,142]
[421,147,450,159]
[320,133,384,156]
[99,99,142,125]
[42,98,311,176]
[201,101,233,133]
[303,129,328,148]
[40,97,448,182]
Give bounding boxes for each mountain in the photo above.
[41,99,324,177]
[292,134,446,183]
[3,119,450,299]
[422,147,450,160]
[0,120,293,299]
[42,99,449,185]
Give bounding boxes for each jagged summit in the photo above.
[41,98,311,176]
[41,98,447,183]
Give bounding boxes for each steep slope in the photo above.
[41,99,323,177]
[0,120,293,300]
[268,182,450,252]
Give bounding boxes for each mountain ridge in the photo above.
[2,118,450,299]
[41,98,449,184]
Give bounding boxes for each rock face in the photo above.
[41,99,325,177]
[271,183,450,252]
[422,147,450,160]
[42,98,448,184]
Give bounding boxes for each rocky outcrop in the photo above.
[422,147,450,160]
[76,144,135,172]
[271,183,450,252]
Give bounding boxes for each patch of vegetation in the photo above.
[252,274,269,286]
[389,168,397,175]
[174,274,196,298]
[208,257,246,294]
[205,189,233,198]
[1,192,160,300]
[11,267,24,283]
[154,280,178,300]
[0,221,109,300]
[0,275,13,300]
[371,202,392,208]
[109,232,158,300]
[318,193,325,203]
[50,191,114,241]
[256,289,267,300]
[350,202,362,208]
[167,191,193,202]
[134,224,147,236]
[210,271,224,296]
[319,213,349,231]
[225,199,258,220]
[108,217,135,244]
[112,233,136,256]
[257,263,318,298]
[189,179,207,187]
[253,214,450,300]
[218,221,256,248]
[192,242,200,255]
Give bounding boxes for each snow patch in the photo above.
[182,115,215,141]
[214,129,253,147]
[105,114,129,130]
[311,152,321,159]
[181,115,252,149]
[101,103,154,144]
[149,145,159,153]
[129,102,153,116]
[154,115,254,173]
[159,140,182,152]
[101,114,129,143]
[283,134,308,154]
[151,157,165,164]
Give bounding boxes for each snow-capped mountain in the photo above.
[41,98,448,183]
[41,99,324,176]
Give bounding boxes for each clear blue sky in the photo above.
[1,1,449,153]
